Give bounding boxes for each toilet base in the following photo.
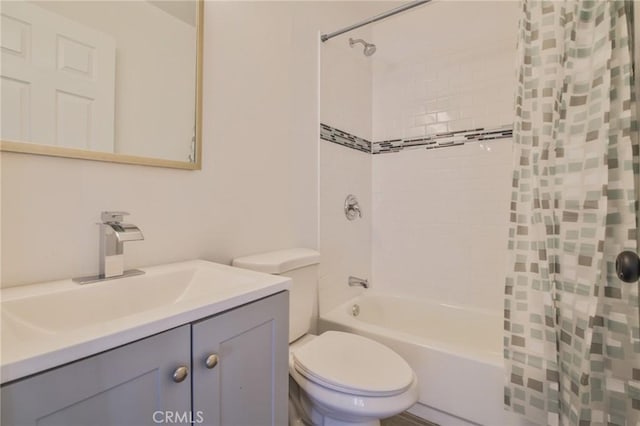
[289,376,381,426]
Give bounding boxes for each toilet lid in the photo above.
[292,331,414,397]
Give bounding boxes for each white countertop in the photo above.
[1,260,290,384]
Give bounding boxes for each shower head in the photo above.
[349,38,376,57]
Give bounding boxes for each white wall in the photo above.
[370,1,519,313]
[0,1,375,288]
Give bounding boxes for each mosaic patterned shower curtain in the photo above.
[504,1,640,425]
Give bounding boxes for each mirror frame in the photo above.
[0,0,203,170]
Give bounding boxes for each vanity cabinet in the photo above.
[1,291,289,426]
[192,291,289,426]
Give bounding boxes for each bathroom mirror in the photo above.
[0,0,203,170]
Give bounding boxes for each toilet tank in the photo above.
[232,249,320,343]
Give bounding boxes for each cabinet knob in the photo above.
[172,366,189,383]
[205,354,219,369]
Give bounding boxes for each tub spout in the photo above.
[348,276,369,289]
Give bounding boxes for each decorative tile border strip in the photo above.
[320,123,513,155]
[372,125,513,154]
[320,123,371,153]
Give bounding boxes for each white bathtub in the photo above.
[319,293,529,426]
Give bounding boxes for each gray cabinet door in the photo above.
[192,291,289,426]
[1,325,191,426]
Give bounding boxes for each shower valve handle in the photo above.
[344,194,362,221]
[615,251,640,283]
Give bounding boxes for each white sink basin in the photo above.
[1,260,290,384]
[3,263,257,333]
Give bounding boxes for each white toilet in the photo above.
[233,248,418,426]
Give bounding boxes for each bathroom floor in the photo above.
[382,412,439,426]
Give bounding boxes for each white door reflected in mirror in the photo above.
[0,0,202,169]
[2,1,116,152]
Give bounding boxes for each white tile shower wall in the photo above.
[321,35,374,141]
[372,39,515,142]
[371,1,519,142]
[319,24,375,314]
[319,142,371,315]
[369,2,518,313]
[372,139,512,313]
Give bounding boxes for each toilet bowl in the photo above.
[289,333,418,426]
[232,249,419,426]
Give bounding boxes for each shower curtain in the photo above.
[504,1,640,425]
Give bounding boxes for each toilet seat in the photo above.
[292,331,414,397]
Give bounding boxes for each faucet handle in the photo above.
[344,195,362,221]
[101,211,130,223]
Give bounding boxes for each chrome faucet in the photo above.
[100,211,144,278]
[348,276,369,289]
[73,211,145,284]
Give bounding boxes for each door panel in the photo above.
[0,1,115,151]
[192,292,289,426]
[1,325,191,426]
